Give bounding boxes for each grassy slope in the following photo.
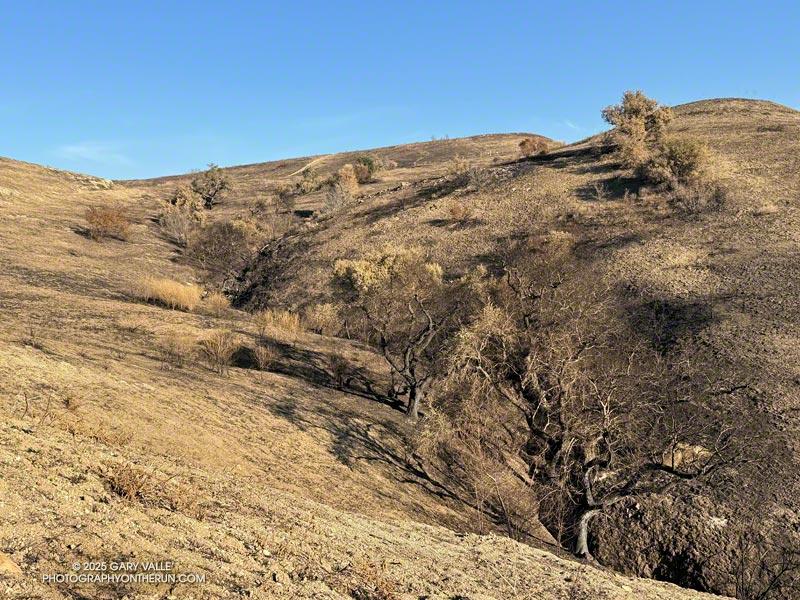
[0,107,785,598]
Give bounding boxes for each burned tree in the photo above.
[334,245,477,419]
[429,232,742,557]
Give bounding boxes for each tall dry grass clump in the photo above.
[85,205,130,241]
[254,343,277,371]
[138,277,202,312]
[254,309,303,341]
[202,292,231,316]
[156,330,194,369]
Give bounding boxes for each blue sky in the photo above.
[2,1,798,179]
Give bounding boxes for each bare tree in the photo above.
[435,232,743,558]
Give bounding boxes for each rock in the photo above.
[0,553,22,576]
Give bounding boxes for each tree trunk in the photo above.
[406,385,420,420]
[575,508,600,559]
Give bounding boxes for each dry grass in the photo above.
[253,309,303,341]
[344,557,401,600]
[202,291,231,316]
[197,329,237,374]
[137,277,203,311]
[102,462,160,503]
[303,302,341,335]
[156,330,195,369]
[254,343,277,371]
[85,205,130,241]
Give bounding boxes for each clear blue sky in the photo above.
[2,1,798,179]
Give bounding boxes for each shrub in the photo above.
[519,137,548,158]
[254,309,303,341]
[191,163,230,209]
[197,329,237,374]
[298,167,322,194]
[246,197,295,241]
[158,205,203,247]
[202,292,230,316]
[642,137,710,185]
[327,353,351,389]
[602,90,673,168]
[138,277,202,311]
[447,155,471,179]
[336,164,360,196]
[85,205,130,241]
[303,303,341,335]
[170,183,205,212]
[159,185,206,247]
[355,155,380,181]
[101,462,206,519]
[353,162,371,183]
[103,462,158,503]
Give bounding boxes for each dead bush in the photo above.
[197,329,237,374]
[85,205,130,241]
[186,220,254,285]
[346,557,400,600]
[519,137,549,158]
[102,463,206,519]
[303,303,341,335]
[103,462,159,504]
[202,292,230,316]
[590,181,609,202]
[138,277,202,311]
[254,343,277,371]
[327,353,351,389]
[246,195,295,240]
[322,182,353,214]
[158,188,206,247]
[667,178,728,214]
[449,202,474,222]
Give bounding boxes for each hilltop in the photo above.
[1,98,799,599]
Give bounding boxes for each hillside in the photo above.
[1,99,798,599]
